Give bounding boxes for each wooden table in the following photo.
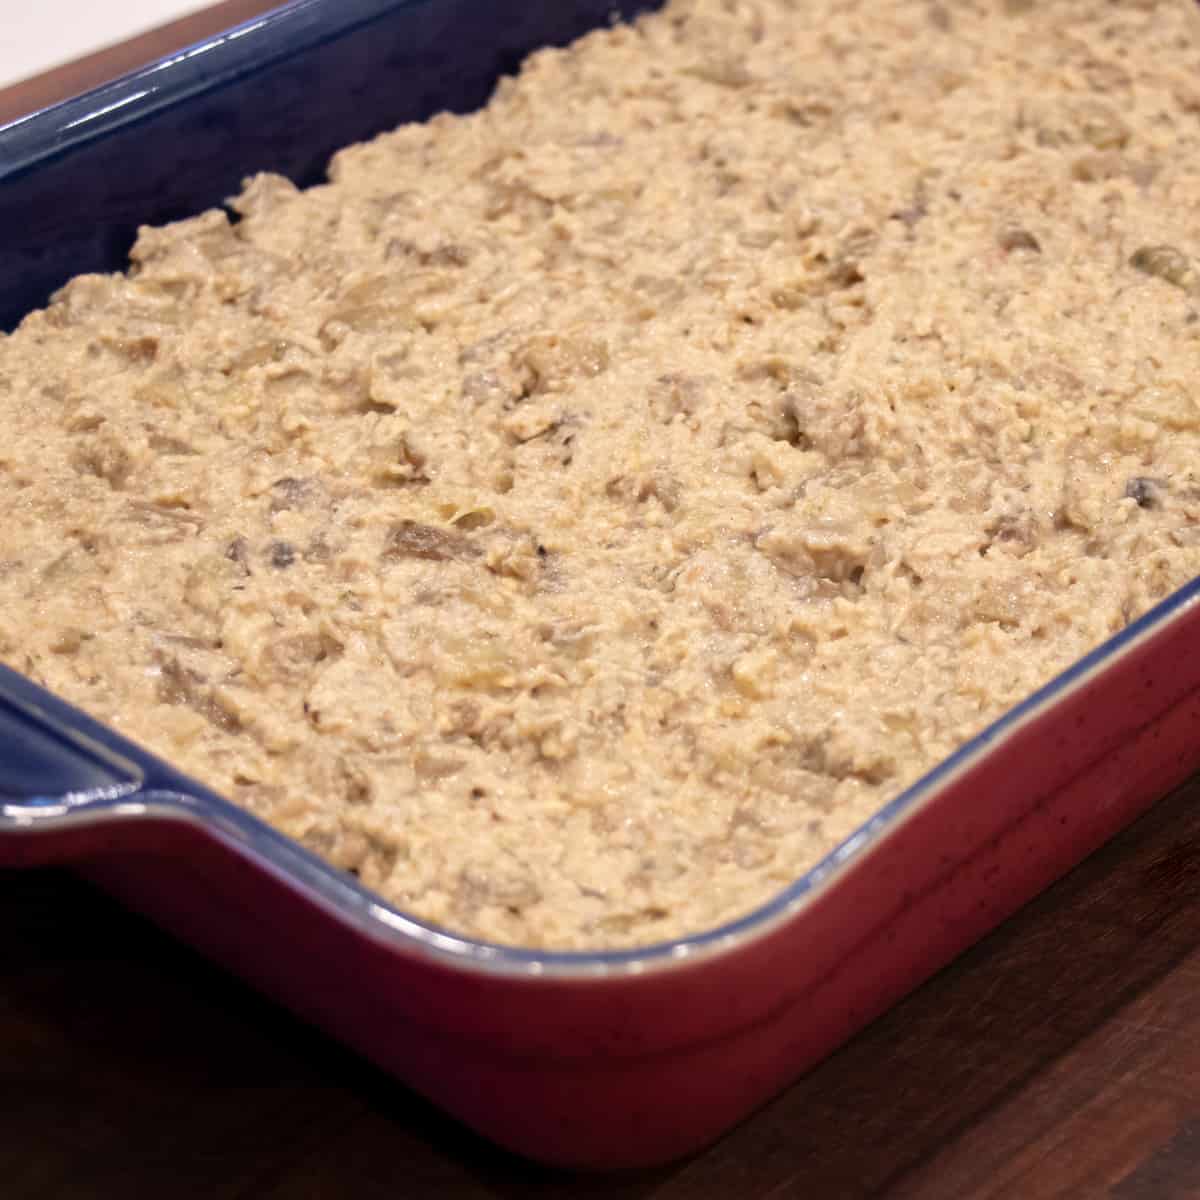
[7,8,1200,1197]
[9,778,1200,1199]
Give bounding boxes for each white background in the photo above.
[0,2,215,89]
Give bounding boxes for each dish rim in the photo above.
[3,0,1199,982]
[8,575,1198,981]
[0,0,423,175]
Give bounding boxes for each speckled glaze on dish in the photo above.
[5,0,1200,1169]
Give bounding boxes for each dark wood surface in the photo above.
[8,10,1200,1198]
[9,774,1200,1199]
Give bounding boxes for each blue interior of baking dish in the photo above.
[5,0,1200,972]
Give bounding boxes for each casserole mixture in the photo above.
[3,0,1200,948]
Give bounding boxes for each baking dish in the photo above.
[6,0,1200,1170]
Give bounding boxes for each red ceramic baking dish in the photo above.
[6,0,1200,1170]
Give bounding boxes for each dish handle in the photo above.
[0,661,164,865]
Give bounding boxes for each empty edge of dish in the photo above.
[0,0,397,163]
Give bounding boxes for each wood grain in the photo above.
[8,774,1200,1198]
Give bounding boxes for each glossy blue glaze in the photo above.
[0,662,142,803]
[0,0,662,330]
[0,658,173,802]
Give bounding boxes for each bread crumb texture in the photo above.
[4,0,1200,948]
